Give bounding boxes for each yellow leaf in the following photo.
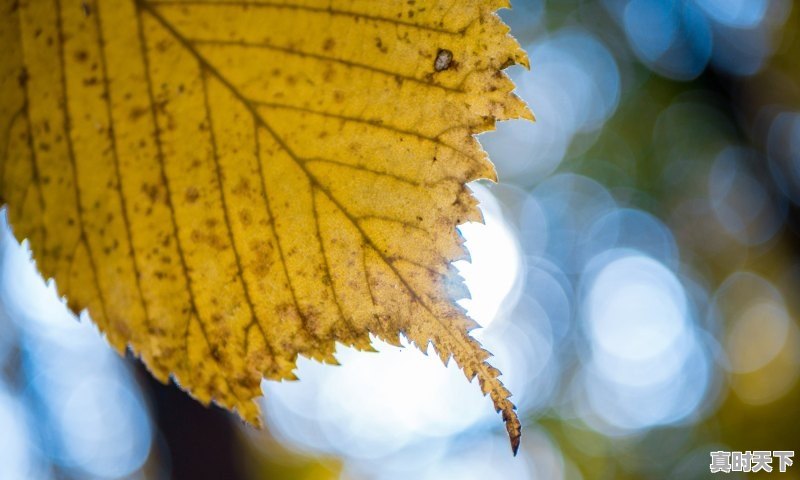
[0,0,531,452]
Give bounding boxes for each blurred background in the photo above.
[2,0,800,478]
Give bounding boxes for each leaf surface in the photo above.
[0,0,530,451]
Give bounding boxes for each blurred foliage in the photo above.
[2,1,800,479]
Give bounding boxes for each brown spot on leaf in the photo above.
[232,177,251,196]
[17,67,28,87]
[374,37,388,54]
[185,186,200,203]
[238,209,252,226]
[129,106,148,121]
[434,49,453,72]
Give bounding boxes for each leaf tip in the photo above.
[522,103,536,122]
[503,404,522,456]
[516,50,531,71]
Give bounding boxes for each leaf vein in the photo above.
[252,119,314,337]
[147,0,464,35]
[310,187,359,336]
[55,0,111,326]
[200,68,277,363]
[303,157,422,188]
[253,101,475,159]
[191,38,463,93]
[135,0,219,369]
[93,0,154,336]
[0,105,25,197]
